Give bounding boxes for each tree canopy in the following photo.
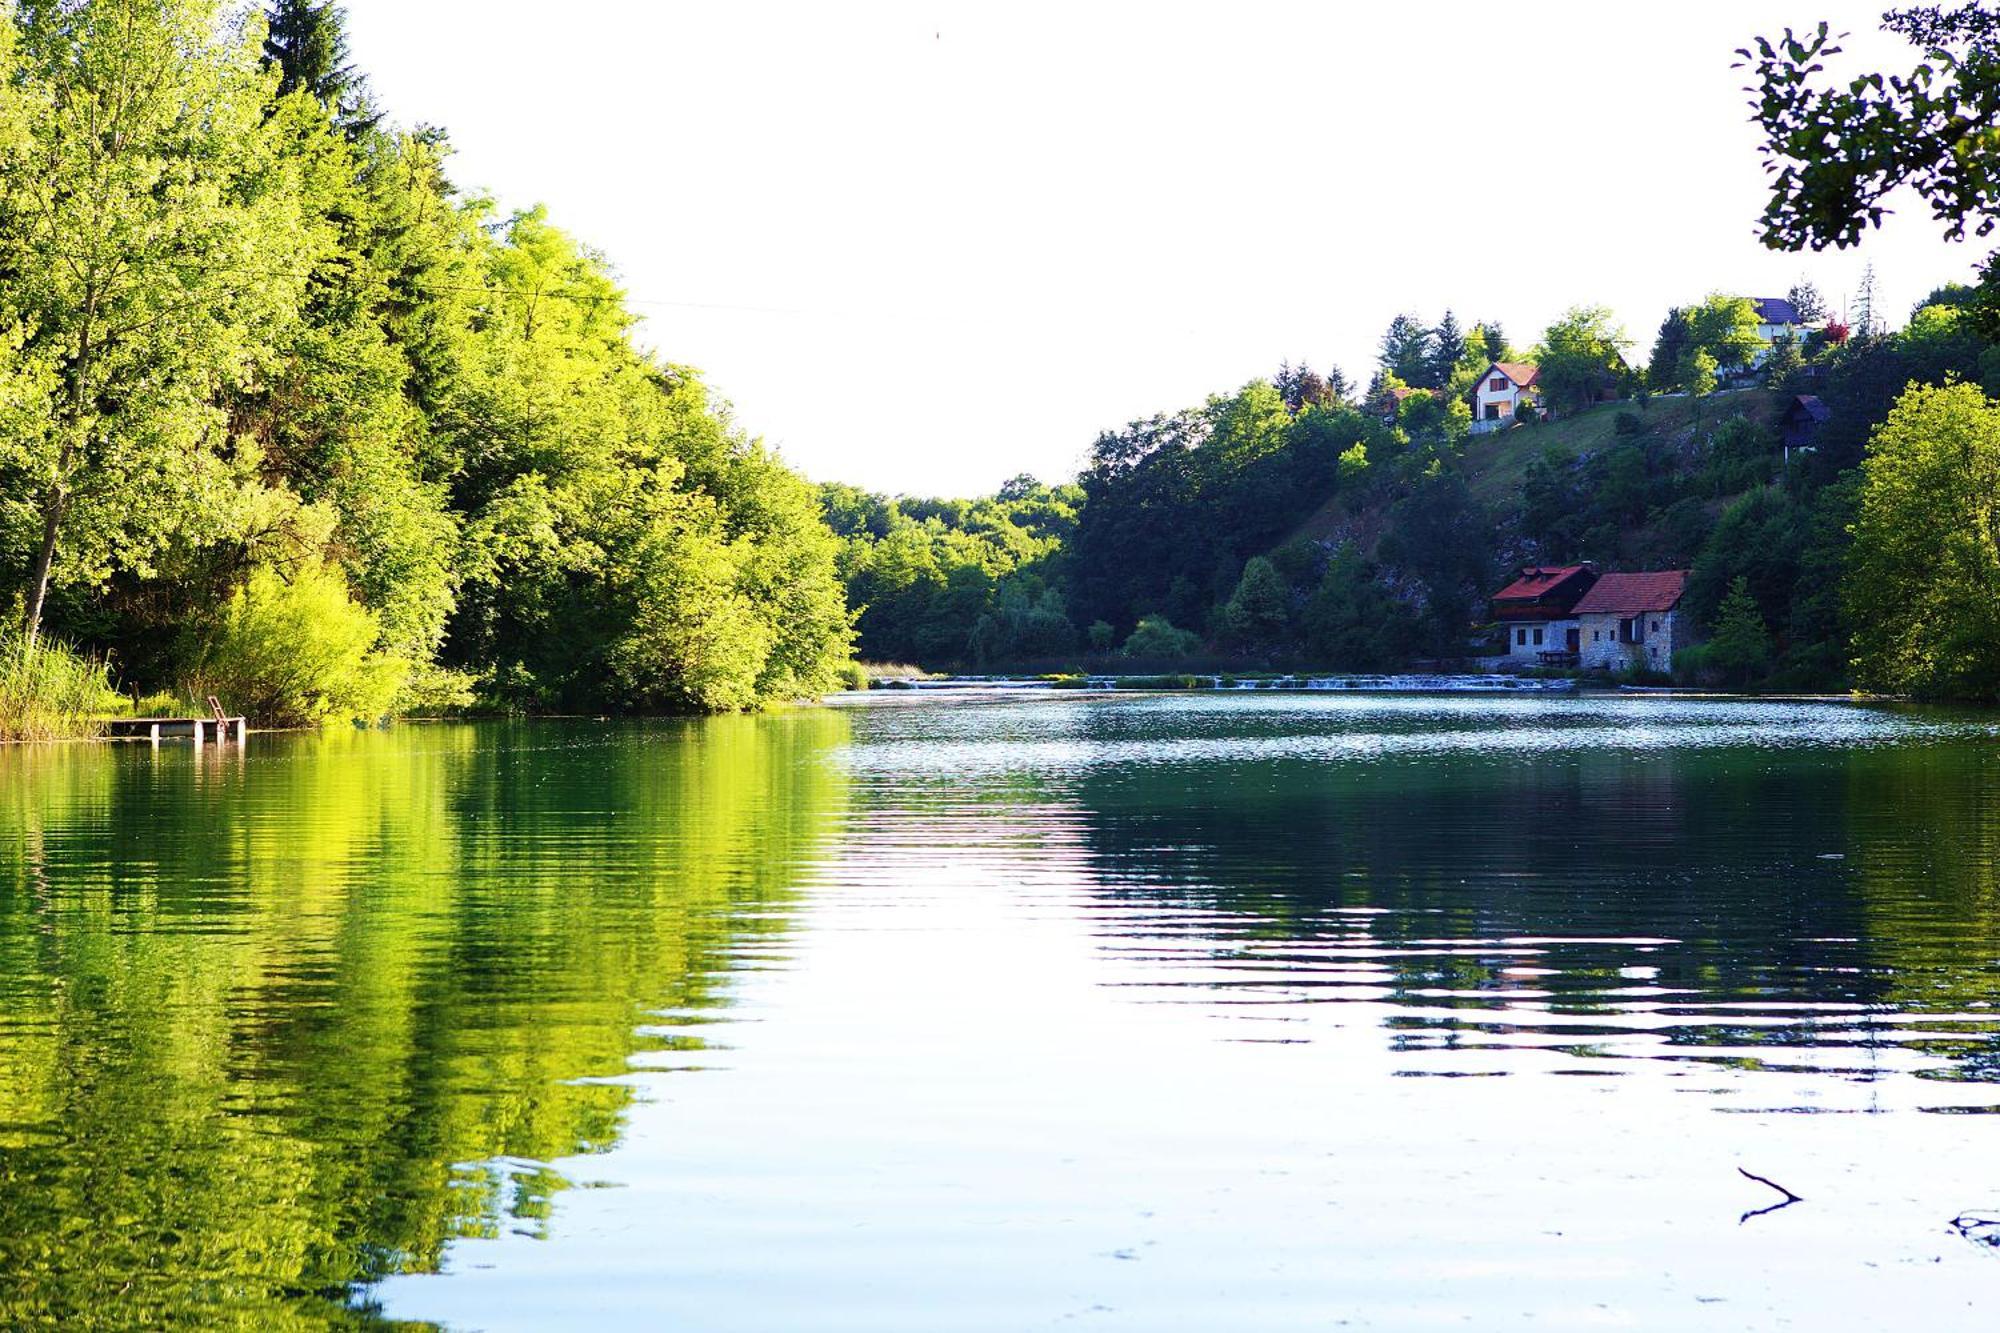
[1741,4,2000,248]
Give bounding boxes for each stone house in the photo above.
[1571,571,1691,673]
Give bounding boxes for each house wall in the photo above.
[1499,618,1578,666]
[1578,609,1683,673]
[1752,321,1804,366]
[1472,373,1526,423]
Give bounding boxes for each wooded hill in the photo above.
[830,277,2000,692]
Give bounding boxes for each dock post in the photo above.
[148,723,160,747]
[234,718,246,745]
[193,719,205,747]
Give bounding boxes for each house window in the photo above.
[1650,620,1660,633]
[1484,404,1500,420]
[1516,628,1527,646]
[1489,375,1508,392]
[1533,627,1544,646]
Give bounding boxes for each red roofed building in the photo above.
[1470,361,1539,434]
[1572,571,1690,673]
[1491,563,1596,665]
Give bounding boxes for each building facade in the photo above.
[1571,571,1691,673]
[1469,361,1539,434]
[1490,564,1597,666]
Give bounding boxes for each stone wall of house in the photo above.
[1578,609,1683,673]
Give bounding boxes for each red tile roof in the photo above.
[1491,361,1539,388]
[1492,564,1591,603]
[1571,570,1688,616]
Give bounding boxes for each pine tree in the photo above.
[1853,262,1882,338]
[1428,310,1466,388]
[1705,576,1773,688]
[1324,364,1353,405]
[1648,308,1693,389]
[264,1,379,133]
[1377,314,1435,388]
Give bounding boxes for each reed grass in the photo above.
[0,632,119,742]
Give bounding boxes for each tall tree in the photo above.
[1689,293,1766,371]
[1648,308,1694,389]
[263,0,377,132]
[1,0,311,644]
[1428,310,1467,389]
[1853,262,1883,337]
[1534,306,1630,413]
[1377,314,1435,388]
[1705,576,1774,687]
[1846,381,2000,699]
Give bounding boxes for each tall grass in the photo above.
[0,632,119,742]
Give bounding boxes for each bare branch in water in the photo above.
[1738,1167,1804,1223]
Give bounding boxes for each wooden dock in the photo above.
[106,696,246,746]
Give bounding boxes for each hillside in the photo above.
[1286,389,1782,560]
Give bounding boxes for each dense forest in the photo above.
[0,0,853,735]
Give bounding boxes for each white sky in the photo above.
[341,0,1986,496]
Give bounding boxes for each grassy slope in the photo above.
[1286,389,1780,558]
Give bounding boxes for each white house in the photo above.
[1490,564,1597,665]
[1470,361,1539,434]
[1572,571,1691,673]
[1748,296,1812,366]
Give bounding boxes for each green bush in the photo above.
[838,660,870,691]
[1614,410,1644,436]
[394,662,481,715]
[1122,613,1201,658]
[188,562,406,727]
[0,632,119,742]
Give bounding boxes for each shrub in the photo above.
[188,562,406,727]
[1122,613,1201,658]
[395,662,481,715]
[1614,410,1645,436]
[838,660,870,691]
[0,633,119,742]
[1086,619,1116,652]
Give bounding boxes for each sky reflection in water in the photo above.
[3,697,1999,1329]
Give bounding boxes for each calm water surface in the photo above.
[4,694,2000,1329]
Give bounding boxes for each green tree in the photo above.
[1787,278,1829,324]
[1,0,312,644]
[1846,381,2000,698]
[263,0,377,132]
[1221,555,1290,649]
[1378,314,1436,388]
[1535,306,1630,413]
[1301,545,1409,669]
[1679,347,1719,398]
[1690,294,1766,372]
[1122,613,1200,659]
[1428,310,1467,389]
[1704,575,1774,688]
[1740,6,2000,248]
[1763,331,1805,386]
[1648,308,1694,389]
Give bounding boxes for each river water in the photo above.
[2,694,1998,1329]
